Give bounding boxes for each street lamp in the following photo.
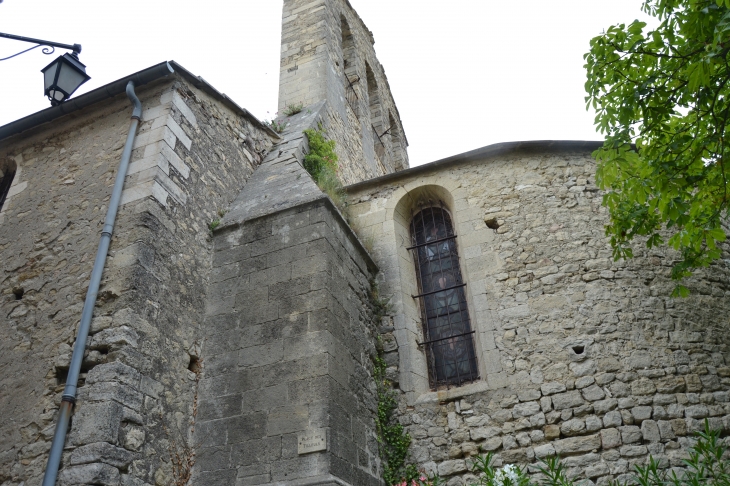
[41,52,90,106]
[0,32,90,106]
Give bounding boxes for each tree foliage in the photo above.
[585,0,730,296]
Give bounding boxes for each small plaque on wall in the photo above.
[298,428,327,454]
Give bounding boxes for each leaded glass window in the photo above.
[410,205,479,389]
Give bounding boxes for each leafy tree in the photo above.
[585,0,730,296]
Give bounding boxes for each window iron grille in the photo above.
[409,205,479,389]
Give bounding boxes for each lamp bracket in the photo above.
[0,32,81,62]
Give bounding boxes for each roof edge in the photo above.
[168,61,279,139]
[0,60,279,142]
[0,62,174,141]
[346,140,604,193]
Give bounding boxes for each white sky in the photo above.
[0,1,653,167]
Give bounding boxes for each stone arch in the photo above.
[365,63,385,162]
[341,14,360,119]
[0,158,17,213]
[389,112,405,171]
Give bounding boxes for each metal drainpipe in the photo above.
[42,80,143,486]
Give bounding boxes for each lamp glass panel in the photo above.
[56,61,86,95]
[43,65,58,91]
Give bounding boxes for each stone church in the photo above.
[2,0,730,485]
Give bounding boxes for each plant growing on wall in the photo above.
[303,125,348,214]
[263,118,287,133]
[373,356,422,486]
[283,103,304,116]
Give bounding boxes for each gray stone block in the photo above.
[600,428,621,449]
[198,394,243,421]
[553,434,601,455]
[230,437,282,467]
[223,412,269,444]
[552,390,585,410]
[242,384,289,412]
[239,341,285,368]
[86,362,141,388]
[603,410,622,428]
[632,406,653,423]
[197,446,232,472]
[641,420,661,442]
[81,382,144,412]
[619,425,642,444]
[266,405,309,435]
[270,453,329,482]
[69,402,124,446]
[58,463,120,486]
[69,442,134,469]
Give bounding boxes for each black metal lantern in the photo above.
[41,52,90,106]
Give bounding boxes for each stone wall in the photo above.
[0,72,274,486]
[195,198,382,486]
[346,144,730,485]
[277,0,409,183]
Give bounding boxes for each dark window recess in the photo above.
[410,205,479,389]
[0,161,16,213]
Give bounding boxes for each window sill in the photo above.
[414,380,490,405]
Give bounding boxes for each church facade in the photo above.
[1,1,730,486]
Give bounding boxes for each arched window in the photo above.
[410,205,478,389]
[0,159,16,213]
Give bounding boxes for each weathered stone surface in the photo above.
[553,434,601,454]
[69,442,134,468]
[513,402,541,417]
[600,428,621,449]
[533,443,556,458]
[552,391,585,410]
[438,460,467,476]
[58,463,121,486]
[641,420,661,442]
[541,382,567,396]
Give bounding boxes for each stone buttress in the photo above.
[194,106,383,486]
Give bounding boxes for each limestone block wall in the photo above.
[346,144,730,485]
[195,199,382,486]
[0,74,274,486]
[278,0,409,182]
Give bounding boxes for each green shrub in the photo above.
[283,103,304,116]
[303,126,348,216]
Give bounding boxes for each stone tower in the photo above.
[278,0,409,184]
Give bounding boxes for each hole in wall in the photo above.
[572,345,585,355]
[485,218,500,230]
[56,368,69,386]
[188,356,201,374]
[12,287,24,300]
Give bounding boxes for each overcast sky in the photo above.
[0,1,653,166]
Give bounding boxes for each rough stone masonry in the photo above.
[1,0,730,485]
[346,143,730,485]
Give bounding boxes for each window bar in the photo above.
[411,283,466,300]
[406,234,457,250]
[417,330,475,347]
